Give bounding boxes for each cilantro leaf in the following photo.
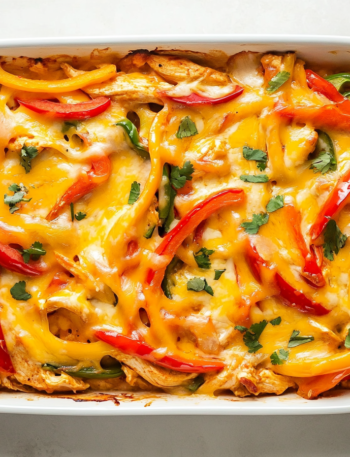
[235,325,248,333]
[266,195,284,213]
[128,181,141,205]
[240,174,269,183]
[22,241,46,264]
[187,375,205,392]
[170,161,194,189]
[323,219,347,261]
[10,281,31,301]
[240,213,269,235]
[310,152,337,175]
[240,320,268,353]
[187,277,214,296]
[193,247,215,269]
[4,184,31,214]
[345,329,350,349]
[75,212,86,221]
[257,161,267,171]
[288,330,314,348]
[62,121,79,133]
[20,144,38,173]
[70,203,74,222]
[176,117,198,139]
[243,146,268,171]
[266,71,291,93]
[214,269,226,280]
[270,316,282,326]
[270,349,289,365]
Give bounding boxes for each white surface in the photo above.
[1,0,350,454]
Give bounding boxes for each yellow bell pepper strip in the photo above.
[0,64,116,93]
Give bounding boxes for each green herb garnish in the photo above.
[240,213,269,235]
[323,219,347,261]
[240,174,269,183]
[187,277,213,296]
[266,196,284,213]
[288,330,314,348]
[20,144,38,173]
[214,269,226,280]
[270,349,289,365]
[10,281,31,301]
[270,316,282,326]
[128,181,141,205]
[22,241,46,264]
[243,146,267,171]
[176,116,198,139]
[193,247,215,269]
[4,183,31,213]
[235,320,268,353]
[170,161,194,189]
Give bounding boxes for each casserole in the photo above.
[1,35,350,414]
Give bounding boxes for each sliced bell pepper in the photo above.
[146,189,245,289]
[18,97,111,120]
[296,368,350,399]
[164,85,243,106]
[245,241,329,315]
[95,331,224,373]
[46,155,111,221]
[0,323,15,374]
[47,272,70,294]
[0,64,116,93]
[305,69,347,103]
[116,119,150,159]
[42,363,124,379]
[284,205,325,287]
[277,103,350,132]
[0,242,42,276]
[310,168,350,240]
[275,273,329,316]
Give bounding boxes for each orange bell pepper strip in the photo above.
[0,323,15,374]
[146,189,245,289]
[95,331,224,373]
[305,69,348,104]
[245,241,330,316]
[277,103,350,131]
[284,205,325,287]
[18,96,111,120]
[0,242,43,276]
[296,368,350,399]
[310,168,350,241]
[0,64,116,93]
[46,155,111,221]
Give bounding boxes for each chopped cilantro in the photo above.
[266,195,284,213]
[20,144,38,173]
[240,213,269,235]
[270,316,282,326]
[270,349,289,365]
[288,330,314,348]
[22,242,46,264]
[323,219,347,261]
[176,117,198,139]
[187,277,214,296]
[170,161,194,189]
[235,325,248,333]
[10,281,31,301]
[4,183,31,214]
[214,269,226,280]
[75,212,86,221]
[243,146,267,170]
[310,152,337,175]
[237,320,268,353]
[240,174,269,183]
[193,247,215,269]
[266,71,291,93]
[70,203,74,222]
[128,181,141,205]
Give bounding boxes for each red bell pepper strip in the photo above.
[284,205,325,287]
[0,323,15,374]
[46,155,111,221]
[47,272,70,295]
[275,273,329,316]
[310,168,350,241]
[296,368,350,399]
[18,97,111,120]
[305,70,347,104]
[0,243,42,276]
[95,331,224,373]
[245,241,329,316]
[146,189,245,289]
[277,103,350,132]
[164,85,243,106]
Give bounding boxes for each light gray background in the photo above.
[1,0,350,455]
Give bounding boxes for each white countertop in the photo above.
[1,1,350,455]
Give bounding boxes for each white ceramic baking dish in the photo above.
[2,35,350,416]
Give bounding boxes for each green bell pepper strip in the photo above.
[187,375,205,392]
[315,130,336,158]
[158,164,172,220]
[325,73,350,92]
[144,225,156,239]
[42,363,124,379]
[163,187,177,233]
[161,256,182,299]
[116,119,150,160]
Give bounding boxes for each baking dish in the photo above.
[1,34,350,415]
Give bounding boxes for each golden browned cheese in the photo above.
[0,48,350,397]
